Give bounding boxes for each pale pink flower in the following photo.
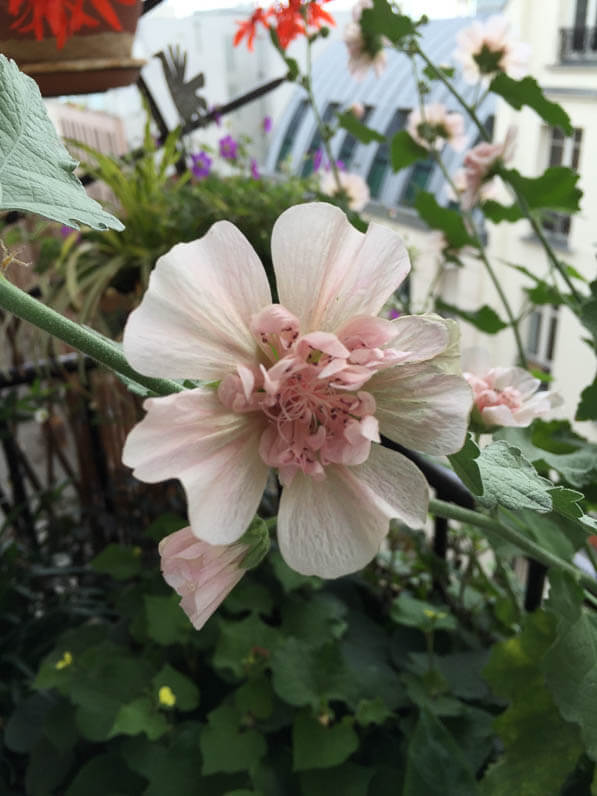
[454,15,531,84]
[457,127,516,209]
[462,348,563,428]
[344,0,387,81]
[159,526,248,630]
[407,104,467,152]
[350,102,365,119]
[122,202,472,578]
[319,170,370,211]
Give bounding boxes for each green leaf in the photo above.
[448,433,482,495]
[360,0,418,45]
[270,637,349,709]
[390,130,430,172]
[482,199,524,223]
[223,578,273,617]
[26,737,73,796]
[475,441,553,512]
[90,543,142,580]
[576,377,597,421]
[337,111,384,144]
[200,705,267,775]
[414,191,475,248]
[65,753,145,796]
[213,613,278,678]
[122,727,204,796]
[145,593,194,645]
[152,663,200,711]
[391,592,457,632]
[482,610,584,794]
[525,280,566,306]
[110,697,170,741]
[280,592,347,646]
[300,763,374,795]
[234,675,274,720]
[490,73,573,134]
[354,697,393,727]
[4,693,53,753]
[403,710,479,796]
[436,299,508,333]
[502,166,582,214]
[543,572,597,761]
[145,512,187,541]
[0,55,123,230]
[269,549,323,593]
[292,711,358,771]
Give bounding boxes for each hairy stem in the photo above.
[428,497,597,597]
[0,276,183,398]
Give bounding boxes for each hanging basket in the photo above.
[0,0,145,96]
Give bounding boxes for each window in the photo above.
[336,106,373,168]
[541,127,582,242]
[560,0,597,60]
[526,305,559,372]
[400,159,434,207]
[301,102,340,177]
[366,109,408,199]
[275,100,308,171]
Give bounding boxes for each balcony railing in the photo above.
[559,26,597,62]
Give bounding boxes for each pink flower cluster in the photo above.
[454,14,531,84]
[454,128,516,210]
[407,104,467,152]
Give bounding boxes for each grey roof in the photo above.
[265,17,496,214]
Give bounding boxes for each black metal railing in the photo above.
[559,26,597,62]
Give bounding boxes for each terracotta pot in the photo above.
[0,0,145,96]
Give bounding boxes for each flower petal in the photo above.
[350,444,429,529]
[277,464,391,577]
[369,363,473,455]
[123,221,272,381]
[388,315,450,362]
[272,202,410,333]
[122,388,269,544]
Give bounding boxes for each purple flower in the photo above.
[312,147,324,173]
[190,151,212,179]
[211,106,222,127]
[250,158,260,180]
[263,116,272,133]
[387,308,401,320]
[219,135,238,161]
[336,160,345,171]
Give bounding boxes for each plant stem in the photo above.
[305,37,342,192]
[428,497,597,597]
[0,276,183,398]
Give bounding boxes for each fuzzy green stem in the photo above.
[428,497,597,596]
[0,275,183,397]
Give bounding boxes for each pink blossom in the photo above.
[462,348,562,429]
[457,127,516,210]
[344,0,387,81]
[159,526,248,630]
[407,104,467,152]
[350,102,365,119]
[319,170,370,211]
[454,15,531,84]
[122,203,472,578]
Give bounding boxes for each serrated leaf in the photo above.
[436,299,508,333]
[337,111,384,144]
[110,697,170,741]
[482,609,583,795]
[360,0,417,45]
[490,74,572,134]
[213,613,278,678]
[414,191,475,248]
[292,712,358,771]
[482,199,524,223]
[200,705,267,775]
[270,637,349,709]
[152,664,199,711]
[475,441,553,512]
[391,592,457,632]
[403,710,478,796]
[269,549,323,593]
[145,593,194,645]
[390,130,430,172]
[280,592,347,646]
[543,572,597,761]
[354,697,393,726]
[0,55,123,230]
[576,377,597,421]
[90,543,142,580]
[448,433,483,495]
[502,166,582,214]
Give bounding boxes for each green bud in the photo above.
[239,516,271,570]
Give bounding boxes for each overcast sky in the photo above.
[150,0,474,19]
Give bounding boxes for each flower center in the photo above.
[467,373,523,413]
[217,303,408,484]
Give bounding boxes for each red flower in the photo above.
[8,0,136,48]
[233,6,272,51]
[307,1,335,29]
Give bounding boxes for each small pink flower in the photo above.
[454,15,531,84]
[344,0,387,81]
[159,527,248,630]
[250,158,260,180]
[407,104,467,152]
[457,127,516,209]
[319,170,370,211]
[122,203,472,578]
[350,102,365,119]
[462,348,563,428]
[219,134,238,160]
